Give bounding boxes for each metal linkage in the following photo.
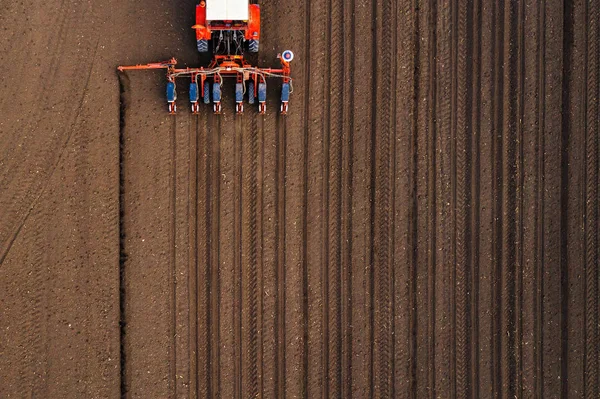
[118,52,293,115]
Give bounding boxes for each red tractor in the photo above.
[118,0,293,115]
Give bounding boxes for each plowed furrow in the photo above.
[585,2,599,397]
[435,0,453,394]
[169,116,178,398]
[340,0,355,395]
[326,0,344,394]
[469,1,482,396]
[188,115,199,399]
[304,0,328,394]
[243,112,260,398]
[454,0,470,396]
[500,2,518,397]
[372,0,395,395]
[275,115,286,398]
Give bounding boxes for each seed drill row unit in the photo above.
[118,0,294,115]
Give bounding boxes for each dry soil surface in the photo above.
[1,0,599,398]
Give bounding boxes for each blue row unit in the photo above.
[189,82,199,103]
[258,82,267,103]
[212,83,221,103]
[248,81,255,104]
[281,83,290,102]
[203,83,210,104]
[235,83,244,103]
[166,82,177,103]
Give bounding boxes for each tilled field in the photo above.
[1,0,599,397]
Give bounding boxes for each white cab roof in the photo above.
[206,0,249,21]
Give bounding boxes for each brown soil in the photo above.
[1,0,599,397]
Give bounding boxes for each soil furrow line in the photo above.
[434,0,453,394]
[234,116,243,399]
[188,115,198,399]
[426,0,437,395]
[500,2,518,397]
[341,0,355,394]
[256,113,265,399]
[326,0,344,394]
[520,0,541,394]
[373,0,395,394]
[454,0,471,395]
[17,206,46,396]
[490,1,504,394]
[118,73,129,398]
[211,115,221,398]
[259,108,278,398]
[515,0,526,394]
[584,2,599,397]
[540,1,566,394]
[169,116,178,399]
[301,0,311,394]
[303,0,327,394]
[535,2,546,395]
[347,0,374,394]
[408,0,420,395]
[560,2,573,396]
[275,115,286,398]
[469,1,482,395]
[197,109,211,398]
[244,113,260,398]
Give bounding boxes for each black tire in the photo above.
[197,39,209,53]
[248,39,259,53]
[203,83,210,104]
[248,81,255,104]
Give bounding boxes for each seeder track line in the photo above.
[275,114,286,399]
[372,0,398,395]
[234,114,243,399]
[241,111,260,398]
[169,116,178,398]
[584,2,599,397]
[340,0,355,395]
[303,0,327,395]
[196,108,211,399]
[210,114,222,398]
[469,0,483,396]
[323,0,344,394]
[188,114,199,399]
[453,0,472,395]
[499,2,518,397]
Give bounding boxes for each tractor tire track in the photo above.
[275,115,286,398]
[258,111,279,398]
[169,116,178,399]
[469,1,483,395]
[340,0,355,395]
[197,108,213,399]
[234,115,243,399]
[500,2,518,397]
[454,0,471,395]
[241,111,260,398]
[188,114,199,399]
[303,0,328,394]
[372,0,396,395]
[584,1,599,397]
[434,0,453,394]
[325,0,344,395]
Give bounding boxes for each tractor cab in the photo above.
[194,0,260,54]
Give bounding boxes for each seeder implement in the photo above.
[117,0,294,115]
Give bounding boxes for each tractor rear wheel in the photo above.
[248,39,259,53]
[197,39,209,53]
[203,83,210,104]
[248,81,255,104]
